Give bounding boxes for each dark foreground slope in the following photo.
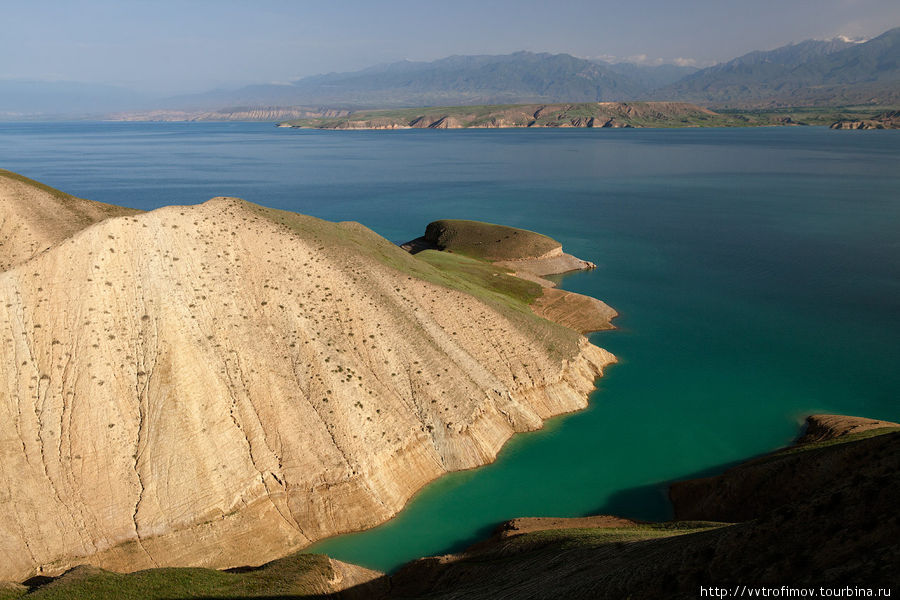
[384,415,900,599]
[0,554,384,600]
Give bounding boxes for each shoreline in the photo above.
[0,174,619,581]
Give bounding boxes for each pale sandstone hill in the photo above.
[0,170,140,272]
[0,192,614,582]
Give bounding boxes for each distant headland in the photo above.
[278,102,900,130]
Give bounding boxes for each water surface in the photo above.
[1,123,898,571]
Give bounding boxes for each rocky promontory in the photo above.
[830,110,900,129]
[0,171,615,582]
[403,219,617,333]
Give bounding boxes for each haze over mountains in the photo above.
[1,26,898,119]
[660,27,900,107]
[183,26,896,110]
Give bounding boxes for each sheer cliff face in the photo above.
[0,186,613,581]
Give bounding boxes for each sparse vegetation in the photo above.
[773,426,900,457]
[492,521,726,555]
[0,170,71,201]
[281,101,758,129]
[422,219,560,261]
[10,553,342,599]
[246,202,580,359]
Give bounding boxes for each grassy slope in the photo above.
[0,170,72,201]
[423,219,561,261]
[7,553,340,600]
[248,204,580,360]
[669,426,900,524]
[718,105,900,126]
[473,521,725,557]
[0,170,141,219]
[388,522,728,599]
[762,425,900,460]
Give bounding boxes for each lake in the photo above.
[1,122,898,571]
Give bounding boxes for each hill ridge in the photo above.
[0,177,614,581]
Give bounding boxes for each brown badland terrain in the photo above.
[0,171,614,582]
[830,110,900,130]
[282,101,738,130]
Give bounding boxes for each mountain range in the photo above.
[140,26,900,113]
[659,27,900,107]
[2,26,898,118]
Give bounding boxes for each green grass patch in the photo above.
[718,105,900,126]
[775,427,900,457]
[423,219,560,261]
[508,521,725,550]
[0,584,27,600]
[415,250,543,305]
[462,521,728,567]
[20,553,335,599]
[0,169,72,201]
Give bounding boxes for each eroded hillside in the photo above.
[0,178,614,581]
[0,170,139,271]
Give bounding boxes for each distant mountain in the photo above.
[6,26,899,120]
[660,27,900,107]
[165,52,652,109]
[167,29,899,113]
[604,62,698,89]
[0,80,153,118]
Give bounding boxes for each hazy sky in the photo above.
[3,0,899,94]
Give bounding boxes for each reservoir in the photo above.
[1,123,897,571]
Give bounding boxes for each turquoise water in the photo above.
[1,123,898,571]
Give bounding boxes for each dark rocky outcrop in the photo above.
[830,110,900,129]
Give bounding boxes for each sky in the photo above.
[2,0,899,95]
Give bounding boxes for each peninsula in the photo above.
[0,170,615,582]
[279,101,751,129]
[279,101,900,130]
